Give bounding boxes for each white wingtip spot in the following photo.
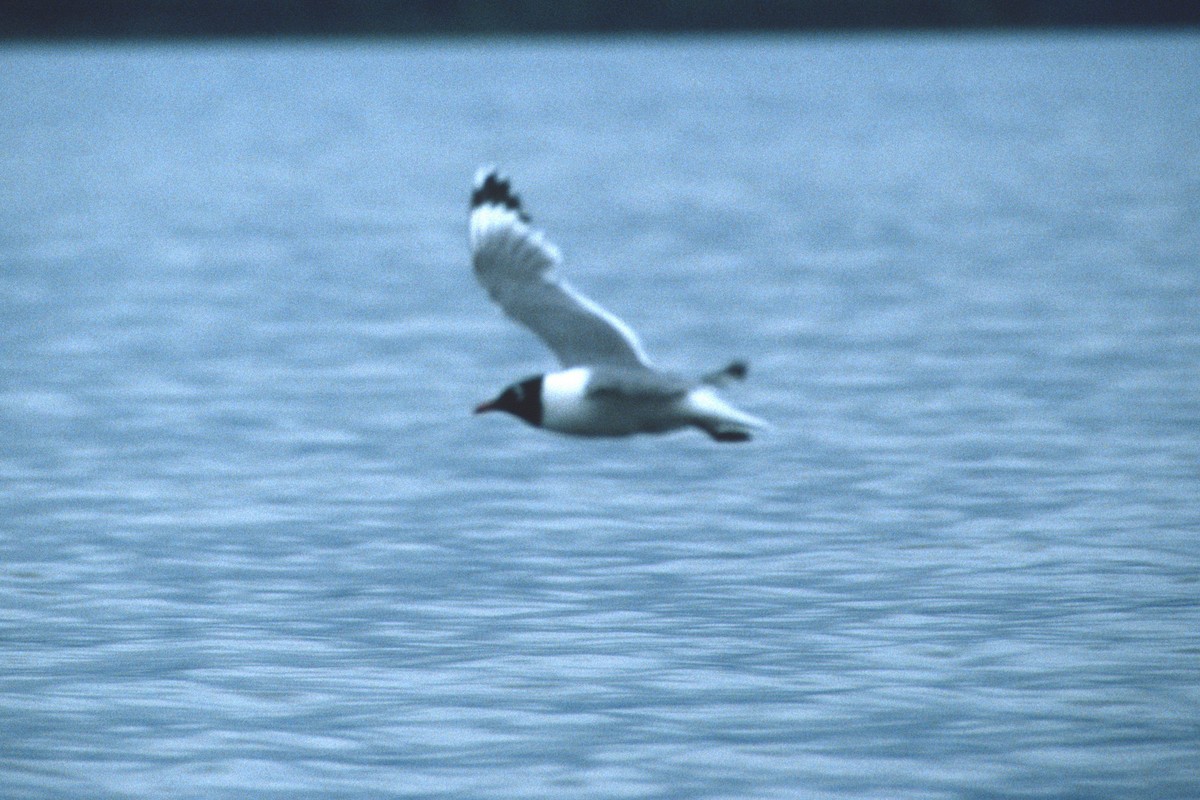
[474,165,499,188]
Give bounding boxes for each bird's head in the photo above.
[474,375,544,427]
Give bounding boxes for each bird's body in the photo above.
[469,169,765,442]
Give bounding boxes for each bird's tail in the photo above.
[685,385,767,443]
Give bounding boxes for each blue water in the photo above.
[2,32,1199,799]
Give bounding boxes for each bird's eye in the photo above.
[510,385,523,402]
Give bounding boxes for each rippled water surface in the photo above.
[2,32,1199,799]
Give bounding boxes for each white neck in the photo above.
[541,367,591,404]
[540,367,593,431]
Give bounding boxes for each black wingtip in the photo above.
[706,427,752,443]
[701,360,749,387]
[471,167,530,222]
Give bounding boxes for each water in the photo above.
[2,32,1199,799]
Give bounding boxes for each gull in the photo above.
[469,168,765,442]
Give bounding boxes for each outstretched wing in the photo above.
[469,168,651,369]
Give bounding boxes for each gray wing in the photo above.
[469,168,651,369]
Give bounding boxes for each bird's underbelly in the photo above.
[542,395,687,437]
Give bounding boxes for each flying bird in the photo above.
[469,168,765,442]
